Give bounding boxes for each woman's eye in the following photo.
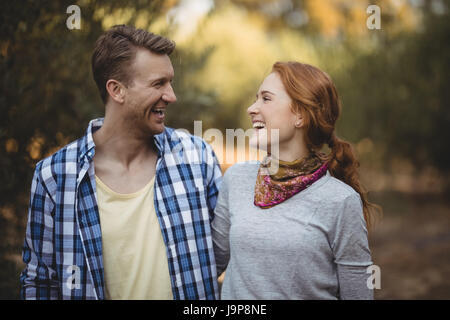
[263,96,270,101]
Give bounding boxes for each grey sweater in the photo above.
[212,161,374,300]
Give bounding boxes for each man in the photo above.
[20,25,222,300]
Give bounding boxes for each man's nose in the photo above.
[163,84,177,103]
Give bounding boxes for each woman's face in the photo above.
[247,72,300,153]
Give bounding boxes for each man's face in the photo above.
[123,49,177,136]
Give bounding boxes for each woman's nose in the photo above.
[247,102,258,115]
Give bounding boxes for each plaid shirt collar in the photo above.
[77,118,176,164]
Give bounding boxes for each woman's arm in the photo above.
[211,169,231,277]
[332,193,374,300]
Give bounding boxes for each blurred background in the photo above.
[1,0,449,299]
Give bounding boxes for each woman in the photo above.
[212,61,379,300]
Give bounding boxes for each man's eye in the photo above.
[263,96,270,101]
[153,81,165,88]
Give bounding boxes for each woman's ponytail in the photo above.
[328,133,381,231]
[327,134,359,186]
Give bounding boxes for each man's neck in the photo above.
[93,116,157,170]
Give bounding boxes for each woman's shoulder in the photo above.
[219,161,259,196]
[314,172,362,205]
[310,174,365,226]
[223,161,260,179]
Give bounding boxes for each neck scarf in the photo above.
[254,152,328,209]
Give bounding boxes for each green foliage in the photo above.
[335,7,450,175]
[0,1,167,207]
[1,0,449,299]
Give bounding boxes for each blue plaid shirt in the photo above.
[20,118,222,300]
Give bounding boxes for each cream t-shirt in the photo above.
[95,175,173,300]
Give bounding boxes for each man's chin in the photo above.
[150,121,166,134]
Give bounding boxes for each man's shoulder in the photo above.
[163,127,214,154]
[161,128,221,175]
[33,138,82,183]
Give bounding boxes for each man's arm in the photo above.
[20,162,60,299]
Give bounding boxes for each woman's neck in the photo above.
[270,142,310,162]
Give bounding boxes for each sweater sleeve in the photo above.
[211,169,231,277]
[331,193,374,300]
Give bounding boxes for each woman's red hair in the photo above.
[272,61,381,230]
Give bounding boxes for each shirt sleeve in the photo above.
[211,169,231,277]
[203,142,223,220]
[331,193,374,300]
[20,162,60,300]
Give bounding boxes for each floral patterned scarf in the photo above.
[254,152,328,209]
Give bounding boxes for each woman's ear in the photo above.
[106,79,126,104]
[294,114,303,128]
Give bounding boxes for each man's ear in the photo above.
[106,79,126,104]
